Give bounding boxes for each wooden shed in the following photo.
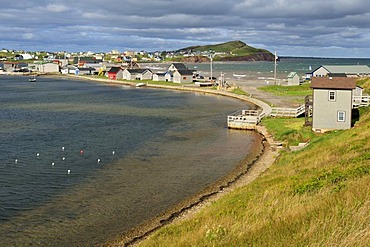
[287,72,300,85]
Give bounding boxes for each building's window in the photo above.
[338,111,346,122]
[329,91,336,101]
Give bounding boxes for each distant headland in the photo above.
[172,40,275,62]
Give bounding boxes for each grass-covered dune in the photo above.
[138,107,370,246]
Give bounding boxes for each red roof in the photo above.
[311,77,356,90]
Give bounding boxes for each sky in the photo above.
[1,0,370,58]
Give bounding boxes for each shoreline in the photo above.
[8,73,280,245]
[55,75,279,246]
[122,126,279,246]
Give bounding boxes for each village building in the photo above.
[14,53,33,60]
[107,67,123,80]
[167,63,190,73]
[73,56,103,67]
[164,71,173,82]
[152,72,167,81]
[77,67,96,75]
[287,72,300,85]
[166,63,194,83]
[172,70,194,83]
[311,65,370,78]
[27,62,60,73]
[310,77,357,133]
[122,69,153,80]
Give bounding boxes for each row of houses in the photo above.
[106,63,195,83]
[286,65,370,86]
[307,65,370,79]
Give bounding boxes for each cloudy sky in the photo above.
[1,0,370,57]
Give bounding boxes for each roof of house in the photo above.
[287,72,297,78]
[311,77,357,90]
[78,67,96,71]
[108,67,121,73]
[170,63,189,70]
[175,69,193,75]
[318,65,370,74]
[126,69,152,74]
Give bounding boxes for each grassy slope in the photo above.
[139,107,370,246]
[357,78,370,94]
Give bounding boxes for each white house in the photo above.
[173,70,193,83]
[153,72,167,81]
[287,72,300,85]
[29,62,60,73]
[122,69,153,80]
[166,63,194,83]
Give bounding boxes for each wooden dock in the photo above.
[270,104,305,118]
[227,110,265,130]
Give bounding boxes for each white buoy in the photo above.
[112,151,115,155]
[15,159,18,164]
[97,158,101,163]
[62,147,65,151]
[36,153,40,157]
[51,162,55,166]
[62,157,66,161]
[67,169,71,174]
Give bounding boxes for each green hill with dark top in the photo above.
[177,40,275,62]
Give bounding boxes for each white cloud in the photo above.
[23,33,35,40]
[46,4,68,13]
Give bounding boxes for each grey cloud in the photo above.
[0,0,370,57]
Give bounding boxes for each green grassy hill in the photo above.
[178,40,274,61]
[138,107,370,246]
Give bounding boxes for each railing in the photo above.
[270,104,305,117]
[227,110,264,129]
[353,95,370,108]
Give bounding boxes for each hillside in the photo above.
[138,107,370,246]
[176,40,275,62]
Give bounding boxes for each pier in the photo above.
[227,110,265,130]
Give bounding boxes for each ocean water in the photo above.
[0,75,260,246]
[144,57,370,81]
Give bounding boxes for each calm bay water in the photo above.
[0,75,260,246]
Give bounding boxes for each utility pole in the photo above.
[274,51,278,85]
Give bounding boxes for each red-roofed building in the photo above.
[107,67,123,80]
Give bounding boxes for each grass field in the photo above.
[259,83,313,97]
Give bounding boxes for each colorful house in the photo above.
[107,67,123,80]
[311,77,357,132]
